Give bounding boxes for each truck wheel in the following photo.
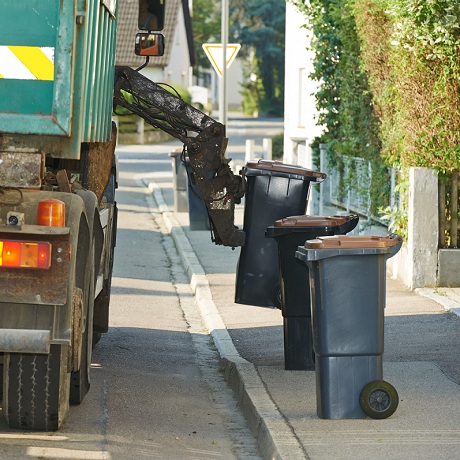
[359,380,399,419]
[70,242,95,404]
[3,345,70,431]
[0,354,3,397]
[93,203,116,345]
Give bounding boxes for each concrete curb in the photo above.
[416,288,460,318]
[145,180,307,460]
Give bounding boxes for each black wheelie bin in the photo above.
[235,160,326,308]
[266,214,359,370]
[296,234,403,420]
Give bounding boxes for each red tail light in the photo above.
[0,240,52,269]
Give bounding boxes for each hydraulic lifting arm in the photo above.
[113,66,245,247]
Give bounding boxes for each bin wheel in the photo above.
[272,283,282,309]
[359,380,399,419]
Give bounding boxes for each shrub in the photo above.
[271,132,284,159]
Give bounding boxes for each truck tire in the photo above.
[0,362,3,398]
[70,240,95,404]
[3,345,70,431]
[93,171,117,345]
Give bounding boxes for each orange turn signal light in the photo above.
[0,240,52,269]
[37,199,65,227]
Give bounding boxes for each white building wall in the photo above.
[163,7,192,88]
[140,8,191,88]
[283,3,324,214]
[140,67,165,83]
[283,3,323,166]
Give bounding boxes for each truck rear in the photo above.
[0,0,118,430]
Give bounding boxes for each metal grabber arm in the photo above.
[113,66,245,247]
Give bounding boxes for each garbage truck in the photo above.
[0,0,245,430]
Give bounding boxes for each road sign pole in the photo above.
[219,0,228,126]
[202,42,240,126]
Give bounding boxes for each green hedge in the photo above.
[292,0,390,215]
[355,0,460,172]
[291,0,460,225]
[293,0,460,175]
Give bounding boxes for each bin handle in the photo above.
[240,167,248,193]
[337,214,359,234]
[314,171,327,183]
[387,233,403,245]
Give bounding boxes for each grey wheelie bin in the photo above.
[296,234,402,420]
[184,160,211,231]
[169,148,209,229]
[169,148,188,212]
[235,160,326,308]
[266,215,359,371]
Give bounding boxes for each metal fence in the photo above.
[320,149,400,233]
[319,142,460,248]
[328,157,373,217]
[439,172,460,249]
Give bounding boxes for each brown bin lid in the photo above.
[274,215,352,228]
[305,234,403,249]
[245,160,326,181]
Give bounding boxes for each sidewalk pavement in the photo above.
[145,173,460,460]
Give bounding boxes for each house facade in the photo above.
[116,0,194,86]
[283,2,323,168]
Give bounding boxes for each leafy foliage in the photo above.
[230,0,286,116]
[378,172,409,239]
[190,0,285,115]
[191,0,221,79]
[355,0,460,172]
[291,0,460,227]
[291,0,390,215]
[271,132,284,159]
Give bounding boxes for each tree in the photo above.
[230,0,286,116]
[191,0,221,80]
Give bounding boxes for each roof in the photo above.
[116,0,193,68]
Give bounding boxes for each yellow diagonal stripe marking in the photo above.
[0,74,3,79]
[8,46,54,81]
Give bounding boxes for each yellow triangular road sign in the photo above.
[202,43,241,78]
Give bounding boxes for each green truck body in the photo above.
[0,0,117,157]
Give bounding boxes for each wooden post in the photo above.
[136,118,144,144]
[450,172,458,248]
[439,178,446,248]
[245,139,255,162]
[262,138,272,160]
